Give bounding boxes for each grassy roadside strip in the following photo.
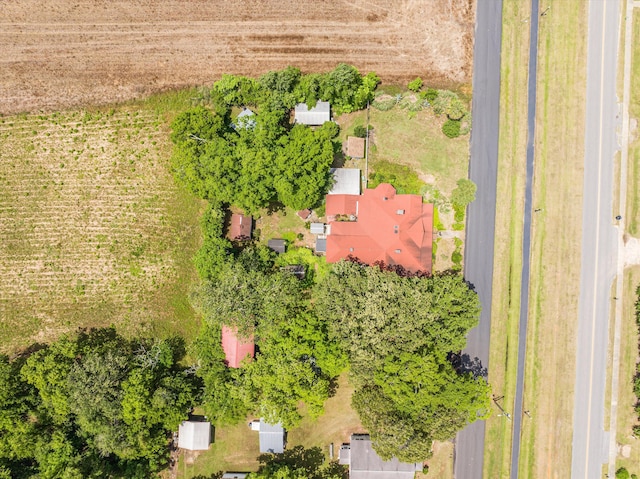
[626,10,640,236]
[482,0,531,477]
[518,1,588,477]
[614,9,640,475]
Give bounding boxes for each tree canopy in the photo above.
[1,329,199,478]
[313,261,490,461]
[171,64,378,214]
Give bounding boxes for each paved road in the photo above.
[570,1,620,478]
[509,0,539,476]
[455,0,503,477]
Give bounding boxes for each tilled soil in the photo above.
[0,0,475,114]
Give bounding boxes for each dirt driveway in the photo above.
[1,0,474,114]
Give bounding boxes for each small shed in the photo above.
[267,239,286,254]
[294,101,331,126]
[328,168,361,196]
[315,238,327,254]
[281,264,306,279]
[178,421,211,451]
[310,223,325,235]
[234,108,256,130]
[346,136,366,159]
[222,474,248,479]
[221,325,254,368]
[229,214,253,240]
[297,209,312,220]
[257,420,285,453]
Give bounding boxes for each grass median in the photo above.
[482,0,531,477]
[519,1,588,477]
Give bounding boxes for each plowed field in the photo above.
[0,0,474,114]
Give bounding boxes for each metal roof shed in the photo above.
[316,238,327,253]
[294,101,331,125]
[347,434,420,479]
[258,421,285,454]
[267,239,286,254]
[328,168,361,196]
[310,223,325,235]
[178,421,211,451]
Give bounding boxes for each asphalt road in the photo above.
[509,0,539,476]
[455,0,503,477]
[570,1,620,478]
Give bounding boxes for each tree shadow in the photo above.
[257,445,347,479]
[449,353,487,379]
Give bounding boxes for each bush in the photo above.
[451,179,478,208]
[452,251,462,265]
[442,119,461,138]
[353,125,367,138]
[407,77,423,92]
[368,160,426,195]
[616,467,630,479]
[454,204,465,223]
[424,88,438,103]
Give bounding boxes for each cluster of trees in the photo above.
[171,64,379,213]
[0,329,199,478]
[313,261,491,462]
[192,246,346,429]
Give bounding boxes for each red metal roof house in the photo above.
[221,325,255,368]
[228,214,253,240]
[325,183,434,273]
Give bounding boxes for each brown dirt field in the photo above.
[0,0,475,115]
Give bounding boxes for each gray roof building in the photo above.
[294,101,331,125]
[342,434,421,479]
[328,168,361,196]
[222,474,248,479]
[250,419,285,454]
[267,239,286,254]
[178,421,211,451]
[315,238,327,254]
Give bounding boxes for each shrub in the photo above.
[407,77,423,92]
[368,160,426,195]
[451,179,478,207]
[616,467,630,479]
[424,88,438,103]
[353,125,367,138]
[442,119,461,138]
[452,251,462,265]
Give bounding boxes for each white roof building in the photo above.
[178,421,212,451]
[294,101,331,125]
[328,168,361,196]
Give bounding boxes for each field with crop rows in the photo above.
[0,103,202,352]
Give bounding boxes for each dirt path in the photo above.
[0,0,474,114]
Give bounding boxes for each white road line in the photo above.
[607,0,633,475]
[585,1,609,475]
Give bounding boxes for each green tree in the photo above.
[451,179,477,207]
[407,77,423,92]
[313,262,481,377]
[274,124,335,210]
[249,445,347,479]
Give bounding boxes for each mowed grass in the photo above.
[614,267,640,475]
[483,0,531,477]
[519,1,588,478]
[0,91,203,352]
[176,373,363,478]
[626,11,640,237]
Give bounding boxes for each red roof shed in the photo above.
[221,325,255,368]
[229,214,253,240]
